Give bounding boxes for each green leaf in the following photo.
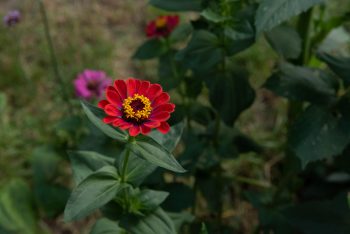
[133,39,166,60]
[224,24,256,56]
[169,23,193,42]
[0,92,6,112]
[121,208,177,234]
[265,25,302,59]
[255,0,325,33]
[264,63,337,105]
[81,101,128,142]
[289,105,350,167]
[282,193,350,234]
[116,150,157,186]
[176,30,224,71]
[138,189,169,213]
[148,122,184,152]
[129,136,186,173]
[201,8,228,23]
[149,0,202,12]
[317,52,350,87]
[158,50,184,90]
[64,166,126,221]
[68,151,114,185]
[0,179,38,234]
[90,218,126,234]
[207,68,255,125]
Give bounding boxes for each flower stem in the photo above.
[121,143,132,183]
[37,0,71,108]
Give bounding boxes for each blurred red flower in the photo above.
[98,78,175,136]
[146,15,179,38]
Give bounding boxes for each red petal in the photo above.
[112,118,132,129]
[103,116,117,124]
[157,122,170,134]
[147,84,162,100]
[138,80,150,96]
[127,78,137,97]
[153,103,175,114]
[129,125,141,136]
[106,89,122,108]
[150,111,170,122]
[141,125,151,135]
[143,120,161,128]
[114,80,127,100]
[105,104,122,117]
[152,92,170,107]
[98,100,109,109]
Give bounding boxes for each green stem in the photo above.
[121,147,131,183]
[297,8,314,66]
[38,0,71,107]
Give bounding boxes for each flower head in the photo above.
[74,69,112,100]
[146,15,179,38]
[98,78,175,136]
[3,10,21,27]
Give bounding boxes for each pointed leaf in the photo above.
[121,208,177,234]
[265,25,302,59]
[264,63,337,105]
[90,218,125,234]
[148,122,184,152]
[255,0,325,33]
[133,39,165,60]
[128,136,186,173]
[64,166,125,221]
[68,151,114,185]
[318,52,350,87]
[81,101,128,142]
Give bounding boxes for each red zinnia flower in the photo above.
[98,78,175,136]
[146,15,179,38]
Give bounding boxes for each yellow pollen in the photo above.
[122,94,152,121]
[155,17,167,28]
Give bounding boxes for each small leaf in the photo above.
[169,23,193,42]
[176,30,224,71]
[138,189,169,212]
[201,8,228,23]
[265,25,302,59]
[207,68,255,125]
[90,218,125,234]
[148,122,185,152]
[317,52,350,87]
[289,105,350,167]
[255,0,325,33]
[129,136,186,173]
[121,208,177,234]
[68,151,114,185]
[149,0,202,12]
[81,101,128,142]
[264,62,337,105]
[64,166,126,221]
[133,39,166,60]
[167,212,195,232]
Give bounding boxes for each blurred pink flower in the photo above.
[3,10,21,27]
[74,69,112,100]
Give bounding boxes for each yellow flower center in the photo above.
[155,17,167,28]
[122,94,152,121]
